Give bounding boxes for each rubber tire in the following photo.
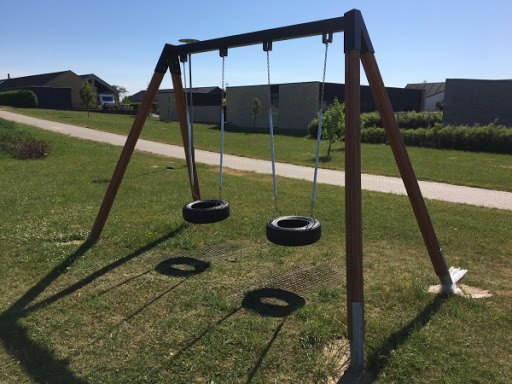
[182,199,230,224]
[266,216,321,246]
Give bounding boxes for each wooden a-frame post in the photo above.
[343,9,454,371]
[344,10,364,371]
[88,50,199,243]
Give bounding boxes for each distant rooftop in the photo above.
[405,82,445,98]
[158,86,221,94]
[0,70,72,90]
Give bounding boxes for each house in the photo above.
[156,81,423,134]
[156,87,222,123]
[0,71,118,109]
[226,82,424,134]
[443,78,512,126]
[127,90,146,103]
[405,82,445,111]
[79,74,119,104]
[0,70,82,109]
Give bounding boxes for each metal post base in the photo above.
[440,266,468,295]
[349,302,364,372]
[429,266,467,296]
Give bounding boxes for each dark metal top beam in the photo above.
[157,16,344,73]
[176,16,344,56]
[156,9,374,74]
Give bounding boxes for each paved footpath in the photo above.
[2,110,511,211]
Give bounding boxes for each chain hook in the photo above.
[322,32,333,44]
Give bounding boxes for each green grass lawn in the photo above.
[5,107,512,192]
[1,121,511,383]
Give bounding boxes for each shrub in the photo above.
[359,122,512,154]
[360,112,382,129]
[127,102,159,114]
[396,111,443,129]
[360,110,443,130]
[0,89,38,108]
[319,99,345,158]
[431,124,512,153]
[361,127,387,144]
[80,82,96,117]
[0,119,50,159]
[308,118,319,138]
[323,99,345,139]
[308,99,345,159]
[309,100,345,139]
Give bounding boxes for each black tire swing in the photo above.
[264,35,331,246]
[181,49,230,224]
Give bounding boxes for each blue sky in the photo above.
[1,0,511,95]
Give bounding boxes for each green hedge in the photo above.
[0,89,39,108]
[312,110,443,136]
[360,127,387,144]
[308,117,319,137]
[361,111,443,130]
[129,102,159,114]
[361,124,512,154]
[0,119,50,159]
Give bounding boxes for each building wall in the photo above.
[379,87,423,112]
[278,83,319,133]
[226,85,271,131]
[27,86,72,109]
[157,92,221,123]
[227,82,423,133]
[444,79,512,125]
[46,72,84,108]
[324,83,423,112]
[161,81,424,135]
[157,92,176,121]
[424,91,444,111]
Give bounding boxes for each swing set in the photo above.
[88,9,465,372]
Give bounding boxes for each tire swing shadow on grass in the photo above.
[242,287,305,318]
[155,256,210,277]
[242,288,305,383]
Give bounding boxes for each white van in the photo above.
[98,93,117,109]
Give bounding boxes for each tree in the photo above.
[111,84,128,101]
[322,98,345,158]
[80,81,96,118]
[252,97,262,129]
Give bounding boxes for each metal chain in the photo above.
[221,55,225,91]
[188,58,194,133]
[266,49,278,214]
[182,61,188,106]
[311,41,330,213]
[319,42,329,113]
[219,56,226,198]
[266,50,272,106]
